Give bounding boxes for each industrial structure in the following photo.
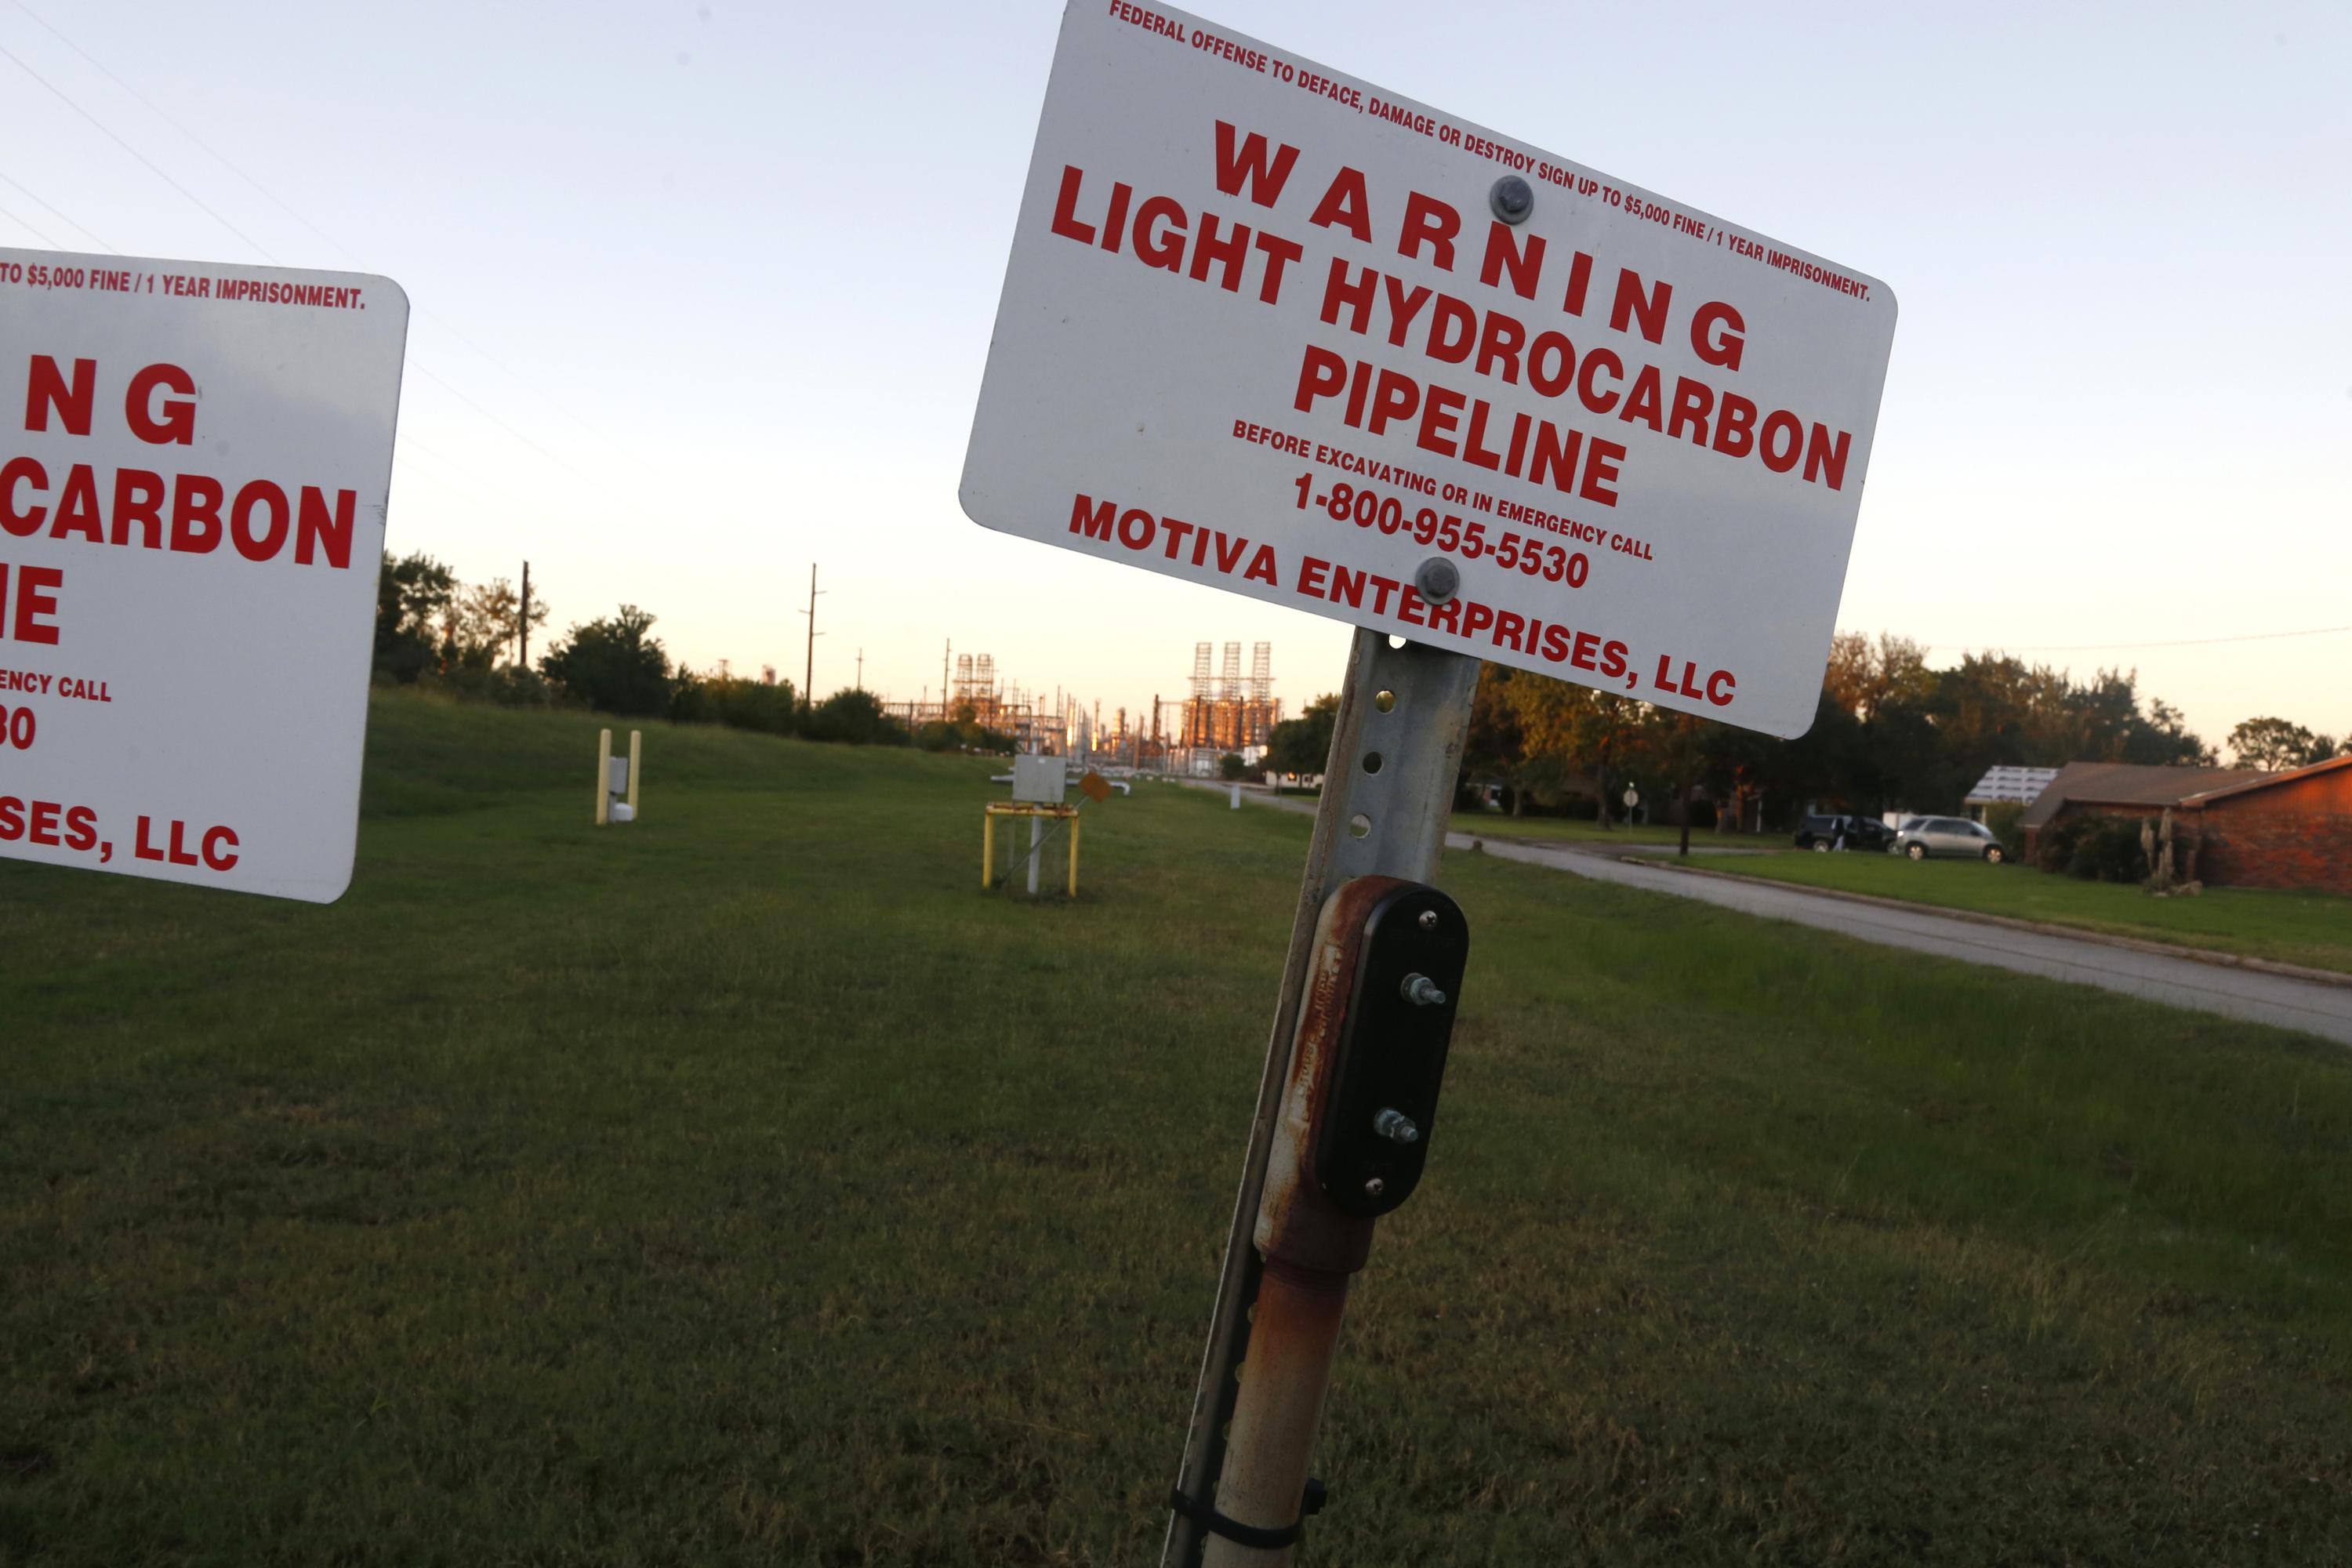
[1178,641,1280,763]
[880,637,1280,772]
[885,648,1050,752]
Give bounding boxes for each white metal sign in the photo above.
[1,249,408,902]
[963,3,1896,737]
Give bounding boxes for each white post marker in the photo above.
[0,249,407,902]
[596,730,641,826]
[960,6,1897,1561]
[595,728,613,826]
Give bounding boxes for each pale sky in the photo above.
[3,1,2346,749]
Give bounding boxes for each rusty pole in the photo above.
[1163,630,1479,1567]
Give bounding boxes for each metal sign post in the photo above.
[1163,628,1478,1566]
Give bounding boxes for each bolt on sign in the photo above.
[962,3,1896,738]
[0,249,408,902]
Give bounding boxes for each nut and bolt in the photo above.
[1373,1108,1421,1145]
[1400,972,1447,1008]
[1490,175,1534,225]
[1414,556,1460,604]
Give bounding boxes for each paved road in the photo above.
[1463,834,2352,1046]
[1197,785,2352,1045]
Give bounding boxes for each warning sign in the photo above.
[961,3,1896,737]
[0,249,408,902]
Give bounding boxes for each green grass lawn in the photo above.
[5,689,2350,1565]
[1704,849,2352,975]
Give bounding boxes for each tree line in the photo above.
[373,553,1008,750]
[1267,631,2344,829]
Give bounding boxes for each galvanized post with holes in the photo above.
[1163,627,1479,1566]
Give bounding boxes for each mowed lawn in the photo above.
[3,691,2350,1566]
[1705,848,2352,976]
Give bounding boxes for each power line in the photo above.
[0,38,278,261]
[0,197,61,247]
[1945,622,2352,655]
[409,365,593,484]
[0,166,114,249]
[9,0,616,448]
[12,0,334,258]
[0,13,601,491]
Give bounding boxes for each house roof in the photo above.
[2018,760,2267,831]
[1963,764,2060,805]
[2180,752,2352,806]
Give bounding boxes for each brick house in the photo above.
[2181,755,2352,895]
[2020,757,2352,894]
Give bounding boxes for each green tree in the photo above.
[1507,680,1647,827]
[804,687,907,746]
[539,605,672,717]
[1266,693,1339,780]
[1218,752,1248,781]
[1458,665,1535,813]
[2228,715,2336,771]
[1642,706,1708,855]
[445,576,549,672]
[374,551,456,684]
[2122,696,2216,767]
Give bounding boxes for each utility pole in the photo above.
[797,564,825,711]
[518,561,532,669]
[942,639,952,720]
[856,648,865,691]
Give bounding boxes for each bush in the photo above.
[2064,816,2148,883]
[2036,815,2085,873]
[539,606,671,717]
[1984,801,2026,861]
[1218,753,1247,781]
[699,674,800,736]
[803,688,907,746]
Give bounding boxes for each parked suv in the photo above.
[1794,814,1894,852]
[1893,816,2006,862]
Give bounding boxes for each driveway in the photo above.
[1195,784,2352,1046]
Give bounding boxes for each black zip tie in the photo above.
[1168,1478,1327,1552]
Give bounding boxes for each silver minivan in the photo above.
[1893,816,2006,862]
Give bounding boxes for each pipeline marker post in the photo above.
[595,730,641,826]
[960,4,1897,1556]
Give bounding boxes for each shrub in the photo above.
[1984,801,2026,861]
[539,606,671,718]
[803,688,908,746]
[2065,815,2148,883]
[1218,753,1247,781]
[2036,815,2085,873]
[702,674,800,736]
